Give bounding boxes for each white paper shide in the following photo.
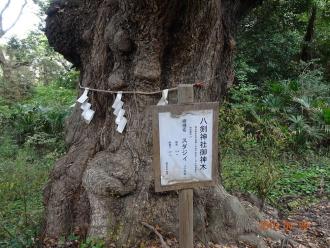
[158,109,213,186]
[157,89,169,106]
[112,92,127,133]
[77,88,95,124]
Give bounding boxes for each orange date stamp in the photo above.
[259,220,311,233]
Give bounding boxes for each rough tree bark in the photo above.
[43,0,282,247]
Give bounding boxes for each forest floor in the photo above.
[140,196,329,248]
[281,198,329,248]
[258,197,329,248]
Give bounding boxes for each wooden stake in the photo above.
[179,189,193,248]
[178,84,194,248]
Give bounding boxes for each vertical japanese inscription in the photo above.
[200,118,208,170]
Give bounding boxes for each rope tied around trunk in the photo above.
[78,74,222,95]
[76,75,220,130]
[78,81,208,95]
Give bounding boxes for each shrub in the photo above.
[0,148,54,247]
[8,104,67,146]
[54,69,79,89]
[221,63,329,155]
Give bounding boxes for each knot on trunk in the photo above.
[82,150,136,196]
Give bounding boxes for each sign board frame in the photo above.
[152,102,219,192]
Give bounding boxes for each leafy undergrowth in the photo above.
[0,145,57,247]
[219,67,330,212]
[0,83,75,247]
[222,152,330,212]
[24,83,76,107]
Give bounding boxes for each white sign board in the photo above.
[159,110,213,185]
[153,103,219,192]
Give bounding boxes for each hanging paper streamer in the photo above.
[117,117,127,133]
[77,88,95,124]
[113,101,124,116]
[115,109,125,125]
[112,92,123,114]
[82,108,95,124]
[112,92,122,107]
[81,101,91,111]
[77,88,89,103]
[112,92,127,133]
[157,89,169,106]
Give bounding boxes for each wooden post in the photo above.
[178,84,194,248]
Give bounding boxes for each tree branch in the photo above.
[0,0,11,16]
[13,61,31,68]
[0,0,27,38]
[0,0,11,37]
[141,222,169,248]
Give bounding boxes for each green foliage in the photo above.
[309,1,330,79]
[323,108,330,124]
[0,97,11,128]
[0,135,18,159]
[271,160,330,200]
[0,51,35,101]
[222,152,330,209]
[6,32,70,85]
[236,1,303,83]
[8,105,65,144]
[54,69,80,89]
[0,19,76,244]
[0,103,69,156]
[221,0,330,208]
[0,146,57,247]
[222,63,329,154]
[80,238,106,248]
[0,31,71,102]
[0,81,75,246]
[236,0,330,83]
[0,0,328,245]
[25,82,76,107]
[222,151,281,206]
[32,0,52,13]
[0,83,75,148]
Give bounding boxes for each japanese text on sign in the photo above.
[158,109,213,186]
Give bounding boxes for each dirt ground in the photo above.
[276,198,329,248]
[43,196,329,247]
[140,197,329,248]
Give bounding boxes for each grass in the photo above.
[0,83,75,247]
[222,151,330,210]
[0,140,57,247]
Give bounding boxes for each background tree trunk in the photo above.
[43,0,270,246]
[301,4,317,62]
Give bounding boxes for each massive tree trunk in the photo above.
[43,0,273,246]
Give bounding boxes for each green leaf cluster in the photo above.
[221,0,330,210]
